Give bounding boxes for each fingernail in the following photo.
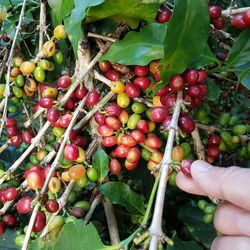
[192,161,213,172]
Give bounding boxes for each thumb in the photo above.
[190,160,250,211]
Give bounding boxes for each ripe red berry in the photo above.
[160,93,176,109]
[5,117,17,127]
[33,211,46,232]
[145,134,162,150]
[16,197,33,214]
[208,134,221,146]
[188,84,201,97]
[125,83,140,99]
[10,134,23,147]
[169,74,185,92]
[46,108,60,123]
[207,146,220,159]
[209,6,222,19]
[64,144,79,162]
[231,14,248,29]
[115,145,130,158]
[1,32,10,43]
[243,11,250,26]
[105,116,121,130]
[3,214,16,227]
[86,91,100,106]
[184,70,198,85]
[155,86,168,96]
[57,75,71,89]
[131,130,146,143]
[99,61,111,72]
[45,200,59,213]
[137,120,149,133]
[156,6,172,23]
[40,97,54,108]
[6,126,20,137]
[75,86,87,99]
[178,115,195,133]
[197,69,207,83]
[133,77,151,90]
[134,65,148,77]
[102,136,117,147]
[98,124,114,137]
[94,112,106,125]
[212,17,225,30]
[105,69,120,81]
[105,104,122,116]
[4,187,18,201]
[109,159,122,175]
[59,114,72,128]
[180,160,193,177]
[151,107,169,123]
[0,221,5,236]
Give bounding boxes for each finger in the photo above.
[214,203,250,237]
[211,236,250,250]
[190,160,250,211]
[175,171,205,195]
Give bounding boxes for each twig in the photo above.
[196,123,219,133]
[0,141,9,154]
[84,194,102,224]
[103,181,120,245]
[24,108,45,128]
[222,7,250,16]
[191,127,206,160]
[148,92,183,250]
[21,96,88,250]
[0,0,27,136]
[39,179,76,238]
[73,91,114,130]
[87,32,117,43]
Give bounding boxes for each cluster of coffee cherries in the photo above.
[197,199,217,224]
[0,25,67,116]
[209,4,250,30]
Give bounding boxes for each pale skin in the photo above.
[176,160,250,250]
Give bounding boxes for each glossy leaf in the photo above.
[63,16,84,58]
[206,79,221,101]
[227,29,250,68]
[48,0,73,24]
[189,44,217,69]
[99,182,145,215]
[70,0,105,24]
[0,229,19,250]
[92,147,109,183]
[87,0,160,28]
[102,22,167,66]
[178,205,216,248]
[160,0,210,81]
[30,221,107,250]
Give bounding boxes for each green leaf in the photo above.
[71,0,105,24]
[160,0,210,82]
[87,0,160,28]
[48,0,73,24]
[235,64,250,90]
[167,234,203,250]
[99,182,145,215]
[189,44,217,69]
[102,22,167,65]
[227,28,250,68]
[63,16,84,58]
[0,229,19,250]
[206,79,221,101]
[30,221,108,250]
[236,0,250,7]
[92,147,109,183]
[178,205,216,248]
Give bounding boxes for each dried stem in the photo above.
[84,194,102,224]
[148,92,183,250]
[24,108,45,128]
[191,127,206,160]
[0,0,27,136]
[103,191,120,245]
[222,7,250,16]
[0,141,9,154]
[88,32,117,43]
[0,47,9,79]
[196,123,219,133]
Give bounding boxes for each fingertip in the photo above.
[175,172,204,195]
[190,160,213,178]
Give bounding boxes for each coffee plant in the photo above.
[0,0,249,249]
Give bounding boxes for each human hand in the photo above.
[176,160,250,250]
